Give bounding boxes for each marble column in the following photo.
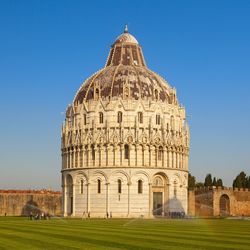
[127,181,131,217]
[148,183,152,217]
[72,183,75,216]
[87,183,90,213]
[63,185,67,216]
[106,182,110,214]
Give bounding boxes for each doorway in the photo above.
[153,192,163,216]
[70,197,73,215]
[219,194,230,216]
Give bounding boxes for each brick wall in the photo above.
[188,187,250,217]
[0,190,62,216]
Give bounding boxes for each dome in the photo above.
[74,65,174,105]
[74,27,175,105]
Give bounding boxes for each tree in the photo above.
[188,173,196,189]
[212,177,217,186]
[247,177,250,189]
[233,171,247,188]
[204,174,213,187]
[195,182,204,188]
[217,178,223,187]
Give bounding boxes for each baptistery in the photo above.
[61,26,190,217]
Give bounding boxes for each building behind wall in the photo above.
[61,27,190,218]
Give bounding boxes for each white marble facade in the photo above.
[61,27,190,218]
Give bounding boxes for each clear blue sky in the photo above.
[0,0,249,190]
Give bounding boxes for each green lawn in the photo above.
[0,217,250,250]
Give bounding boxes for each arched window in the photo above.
[91,144,95,160]
[71,150,74,168]
[117,111,123,123]
[170,116,175,130]
[124,144,129,159]
[138,112,143,123]
[67,150,70,168]
[158,146,163,160]
[99,112,103,124]
[75,149,78,166]
[80,180,84,194]
[138,180,143,194]
[156,114,161,125]
[154,89,158,100]
[95,88,100,100]
[97,179,101,193]
[118,179,122,194]
[83,114,87,125]
[79,146,83,167]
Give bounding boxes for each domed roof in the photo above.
[115,32,138,44]
[74,27,174,105]
[115,25,138,44]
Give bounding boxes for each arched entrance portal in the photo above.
[66,175,73,216]
[152,174,169,217]
[219,194,230,216]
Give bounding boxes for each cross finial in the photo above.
[124,24,128,33]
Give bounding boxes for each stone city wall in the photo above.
[1,187,249,217]
[188,187,250,217]
[0,190,62,216]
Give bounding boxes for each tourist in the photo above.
[82,211,86,220]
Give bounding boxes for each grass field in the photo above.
[0,217,250,250]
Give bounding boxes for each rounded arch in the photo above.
[64,173,73,186]
[220,194,230,216]
[75,174,88,184]
[109,170,130,183]
[73,171,89,182]
[133,170,150,183]
[151,172,170,217]
[152,172,169,185]
[91,170,108,182]
[152,175,164,187]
